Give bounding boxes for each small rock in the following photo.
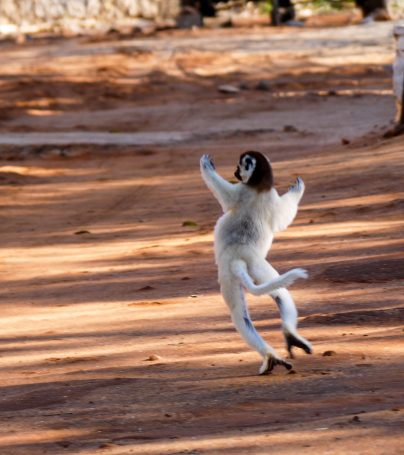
[351,415,361,423]
[255,80,271,91]
[138,285,155,291]
[74,230,91,235]
[327,90,338,96]
[322,350,337,357]
[182,220,198,227]
[144,354,161,361]
[288,369,297,375]
[218,84,240,94]
[341,138,350,145]
[98,442,117,449]
[283,124,298,133]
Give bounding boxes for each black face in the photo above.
[235,156,254,181]
[235,150,273,192]
[234,166,241,181]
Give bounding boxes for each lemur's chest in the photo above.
[216,203,270,247]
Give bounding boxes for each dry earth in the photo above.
[0,21,403,455]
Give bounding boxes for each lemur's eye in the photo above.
[245,157,252,170]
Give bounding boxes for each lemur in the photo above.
[200,151,312,375]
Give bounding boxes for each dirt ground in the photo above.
[0,21,403,455]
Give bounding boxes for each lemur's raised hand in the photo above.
[200,151,312,375]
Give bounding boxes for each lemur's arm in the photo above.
[200,154,239,212]
[271,177,305,232]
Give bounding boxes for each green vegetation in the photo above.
[258,0,356,14]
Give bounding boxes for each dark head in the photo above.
[234,151,273,192]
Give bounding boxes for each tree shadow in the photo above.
[0,348,402,453]
[0,29,403,454]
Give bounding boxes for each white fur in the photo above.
[200,154,311,374]
[393,26,404,121]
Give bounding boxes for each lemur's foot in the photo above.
[259,355,293,375]
[285,331,312,359]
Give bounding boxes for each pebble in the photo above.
[322,350,337,356]
[255,80,271,91]
[182,220,198,227]
[145,354,161,361]
[218,84,240,94]
[283,124,298,132]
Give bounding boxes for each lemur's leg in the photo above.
[250,259,312,358]
[221,277,292,375]
[231,259,307,296]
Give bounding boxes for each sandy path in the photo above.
[0,22,403,454]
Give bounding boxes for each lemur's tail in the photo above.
[231,260,308,296]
